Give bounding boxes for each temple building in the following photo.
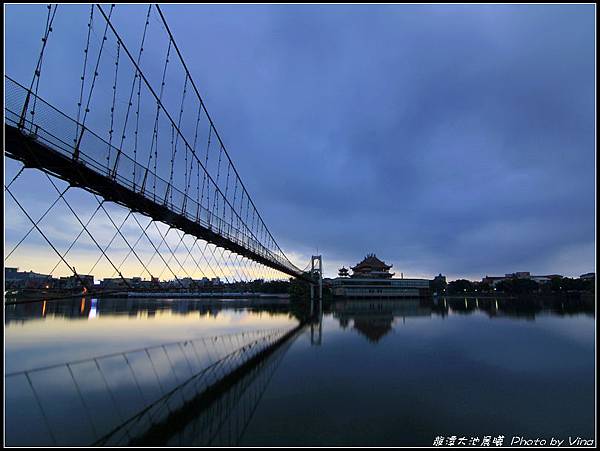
[350,254,394,279]
[332,254,430,298]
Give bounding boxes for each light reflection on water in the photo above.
[4,296,596,446]
[5,297,298,374]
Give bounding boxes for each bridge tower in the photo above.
[310,255,323,301]
[309,255,323,329]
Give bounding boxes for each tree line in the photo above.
[439,276,595,295]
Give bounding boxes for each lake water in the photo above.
[4,296,595,446]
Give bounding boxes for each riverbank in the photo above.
[4,290,291,305]
[436,292,594,301]
[124,292,290,299]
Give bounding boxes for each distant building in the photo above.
[4,267,54,289]
[59,274,94,289]
[483,272,562,287]
[100,277,135,289]
[332,254,430,298]
[180,277,194,289]
[531,275,561,284]
[136,279,157,290]
[178,277,209,289]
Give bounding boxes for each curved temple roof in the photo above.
[351,254,393,271]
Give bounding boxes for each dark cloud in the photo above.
[5,4,595,278]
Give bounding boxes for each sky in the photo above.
[4,4,596,280]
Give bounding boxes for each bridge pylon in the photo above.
[310,255,323,300]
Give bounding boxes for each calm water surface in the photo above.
[4,296,595,446]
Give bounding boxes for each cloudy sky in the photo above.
[5,4,595,279]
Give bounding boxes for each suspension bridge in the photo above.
[5,4,323,446]
[5,4,322,293]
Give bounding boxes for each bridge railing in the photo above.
[5,76,301,277]
[4,326,297,446]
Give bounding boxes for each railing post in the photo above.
[73,127,85,161]
[164,184,171,208]
[18,89,32,131]
[110,154,119,181]
[140,168,150,198]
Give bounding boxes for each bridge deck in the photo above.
[5,77,307,281]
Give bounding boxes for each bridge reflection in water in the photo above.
[127,331,296,446]
[5,295,593,446]
[5,313,302,446]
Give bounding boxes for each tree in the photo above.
[477,281,492,293]
[447,279,474,294]
[290,274,311,301]
[430,276,447,294]
[495,278,539,294]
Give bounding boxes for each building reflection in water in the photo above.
[5,294,593,333]
[328,295,594,343]
[3,294,594,446]
[332,298,432,343]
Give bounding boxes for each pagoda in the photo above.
[350,254,394,279]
